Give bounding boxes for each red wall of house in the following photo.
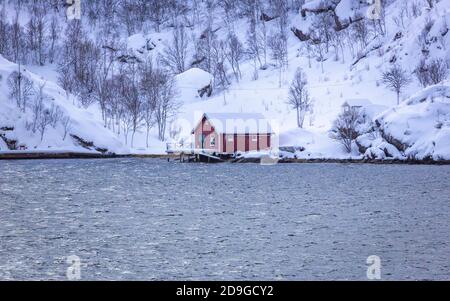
[220,133,271,153]
[194,117,272,154]
[193,117,220,152]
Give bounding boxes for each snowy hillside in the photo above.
[0,0,449,159]
[374,81,450,160]
[0,55,128,153]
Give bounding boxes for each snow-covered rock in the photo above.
[376,81,450,160]
[0,135,8,150]
[175,68,214,103]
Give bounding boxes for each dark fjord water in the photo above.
[0,159,449,280]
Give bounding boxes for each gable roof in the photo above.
[342,99,373,108]
[192,113,273,134]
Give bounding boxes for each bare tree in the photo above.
[309,31,326,73]
[57,20,100,107]
[48,15,60,64]
[93,40,118,126]
[10,10,25,64]
[245,0,264,73]
[331,108,364,153]
[312,10,334,52]
[246,25,262,79]
[30,83,51,141]
[0,4,8,56]
[61,116,72,141]
[26,3,48,66]
[313,40,326,74]
[139,59,157,147]
[381,65,412,105]
[7,71,34,112]
[193,26,216,73]
[154,70,179,141]
[268,32,288,87]
[226,32,244,82]
[351,17,371,53]
[288,68,312,128]
[302,41,313,69]
[428,59,449,85]
[415,59,430,88]
[416,58,449,87]
[211,39,230,91]
[258,17,268,67]
[122,62,143,147]
[30,84,45,134]
[37,108,52,141]
[330,29,345,63]
[160,25,189,74]
[48,103,63,128]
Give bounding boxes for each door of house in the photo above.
[245,135,250,152]
[200,134,206,149]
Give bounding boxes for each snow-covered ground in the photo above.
[375,81,450,160]
[1,0,449,160]
[0,55,128,154]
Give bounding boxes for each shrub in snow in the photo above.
[330,107,369,153]
[415,59,449,87]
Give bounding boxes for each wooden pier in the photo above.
[166,143,226,163]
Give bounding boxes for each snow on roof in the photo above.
[175,68,213,89]
[342,99,373,108]
[364,104,389,119]
[302,0,327,11]
[193,113,274,134]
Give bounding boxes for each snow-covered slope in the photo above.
[1,0,449,159]
[0,55,128,154]
[375,81,450,160]
[168,0,450,159]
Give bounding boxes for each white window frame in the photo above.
[210,136,216,146]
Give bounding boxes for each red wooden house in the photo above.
[191,113,274,155]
